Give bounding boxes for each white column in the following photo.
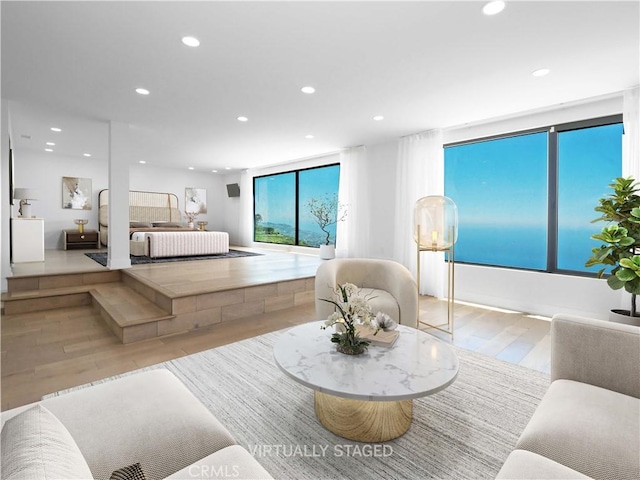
[622,87,640,180]
[1,99,11,291]
[107,121,132,270]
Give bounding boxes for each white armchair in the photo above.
[315,258,418,328]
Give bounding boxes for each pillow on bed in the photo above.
[130,221,152,228]
[151,222,184,228]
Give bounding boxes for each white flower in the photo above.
[373,312,397,331]
[342,283,359,298]
[322,312,344,329]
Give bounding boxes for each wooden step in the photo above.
[2,285,96,315]
[89,283,175,344]
[6,270,121,293]
[2,270,122,315]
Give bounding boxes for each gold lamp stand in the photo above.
[416,224,455,339]
[414,195,458,339]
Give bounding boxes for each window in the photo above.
[254,164,340,247]
[445,116,623,275]
[556,123,624,272]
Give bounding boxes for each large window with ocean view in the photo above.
[557,123,624,272]
[445,132,548,270]
[254,164,340,247]
[444,116,622,275]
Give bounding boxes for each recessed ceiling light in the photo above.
[50,127,61,132]
[483,1,505,15]
[83,153,91,157]
[46,142,55,146]
[139,160,146,164]
[135,88,150,95]
[301,86,316,94]
[237,116,248,122]
[305,135,315,139]
[181,36,200,47]
[188,167,195,170]
[225,167,231,170]
[44,148,53,152]
[532,68,551,77]
[211,169,218,173]
[373,115,384,121]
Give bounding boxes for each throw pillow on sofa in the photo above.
[1,404,94,479]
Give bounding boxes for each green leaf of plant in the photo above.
[607,275,625,290]
[616,268,637,281]
[624,277,640,295]
[619,258,638,270]
[620,237,635,246]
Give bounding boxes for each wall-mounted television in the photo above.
[226,183,240,197]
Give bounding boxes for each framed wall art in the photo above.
[185,187,207,214]
[62,176,92,210]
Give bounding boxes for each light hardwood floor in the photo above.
[1,250,551,411]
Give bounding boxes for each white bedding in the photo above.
[145,231,229,258]
[131,232,147,243]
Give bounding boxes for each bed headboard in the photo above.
[98,190,183,245]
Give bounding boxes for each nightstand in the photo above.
[11,217,45,262]
[63,229,100,250]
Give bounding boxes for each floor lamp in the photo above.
[414,195,458,338]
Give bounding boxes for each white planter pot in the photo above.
[609,309,640,327]
[319,244,335,260]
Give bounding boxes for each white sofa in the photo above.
[315,258,419,328]
[497,314,640,480]
[1,369,273,480]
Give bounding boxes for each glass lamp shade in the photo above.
[413,195,458,250]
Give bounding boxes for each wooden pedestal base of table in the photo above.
[314,391,413,442]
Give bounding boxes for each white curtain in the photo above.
[392,130,445,297]
[623,87,640,180]
[238,169,254,246]
[336,145,370,258]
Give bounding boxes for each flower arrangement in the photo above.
[320,283,393,355]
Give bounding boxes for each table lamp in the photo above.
[14,188,39,218]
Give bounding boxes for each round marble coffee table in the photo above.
[273,321,459,442]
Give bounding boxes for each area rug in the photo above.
[46,330,549,480]
[85,249,262,266]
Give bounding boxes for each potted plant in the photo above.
[585,176,640,325]
[307,193,347,259]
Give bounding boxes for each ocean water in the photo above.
[456,225,605,273]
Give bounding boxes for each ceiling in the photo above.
[2,1,639,173]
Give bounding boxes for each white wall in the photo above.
[12,149,108,249]
[221,172,242,245]
[11,150,227,249]
[1,99,11,292]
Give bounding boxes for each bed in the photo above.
[99,189,229,257]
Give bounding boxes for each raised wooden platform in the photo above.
[3,250,322,344]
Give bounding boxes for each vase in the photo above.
[319,244,335,260]
[336,344,366,355]
[609,309,640,326]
